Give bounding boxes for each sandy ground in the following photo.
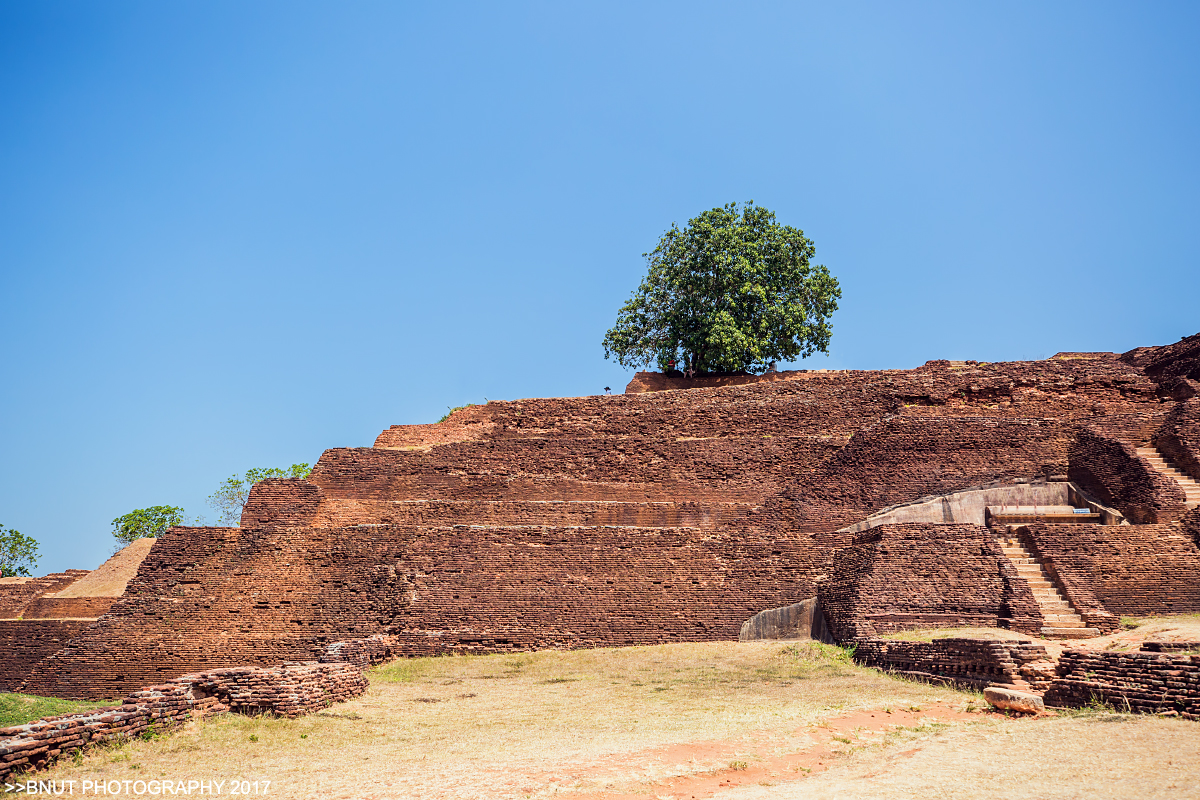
[25,634,1200,799]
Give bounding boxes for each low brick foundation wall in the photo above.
[0,683,198,780]
[184,663,367,718]
[852,637,1054,691]
[1044,648,1200,719]
[0,653,374,781]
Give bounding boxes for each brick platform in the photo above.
[13,334,1200,698]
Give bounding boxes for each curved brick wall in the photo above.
[1068,420,1187,523]
[1154,398,1200,482]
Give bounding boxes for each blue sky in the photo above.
[2,2,1197,573]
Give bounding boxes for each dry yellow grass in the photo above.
[26,639,1200,799]
[32,642,967,798]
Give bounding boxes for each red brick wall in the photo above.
[23,344,1196,699]
[21,596,117,619]
[22,522,827,699]
[1022,517,1200,617]
[816,524,1043,641]
[852,637,1051,690]
[0,571,90,619]
[0,620,92,691]
[1045,647,1200,717]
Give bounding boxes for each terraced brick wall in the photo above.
[1021,515,1200,617]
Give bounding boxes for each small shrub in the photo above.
[730,760,748,771]
[437,404,478,423]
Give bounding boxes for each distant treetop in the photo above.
[0,524,39,577]
[207,464,313,526]
[111,506,184,545]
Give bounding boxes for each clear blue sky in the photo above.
[2,2,1197,573]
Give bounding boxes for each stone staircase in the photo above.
[1136,445,1200,510]
[999,533,1099,639]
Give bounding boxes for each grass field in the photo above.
[24,638,1200,799]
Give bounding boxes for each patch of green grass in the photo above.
[0,693,119,728]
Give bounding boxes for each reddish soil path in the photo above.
[526,703,1032,799]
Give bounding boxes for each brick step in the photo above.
[1042,627,1101,639]
[1137,447,1200,505]
[1042,615,1086,626]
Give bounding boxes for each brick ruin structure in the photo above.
[4,332,1200,702]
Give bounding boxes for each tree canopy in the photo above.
[111,506,185,545]
[207,464,312,526]
[0,524,39,577]
[603,202,841,375]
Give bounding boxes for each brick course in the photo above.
[0,621,92,692]
[852,637,1052,690]
[1044,648,1200,718]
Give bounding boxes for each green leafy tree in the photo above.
[207,464,313,526]
[603,202,841,375]
[111,506,186,545]
[0,525,39,577]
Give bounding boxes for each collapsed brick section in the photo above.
[181,662,367,718]
[816,524,1044,641]
[318,634,399,670]
[1045,648,1200,718]
[1122,331,1200,401]
[0,659,368,781]
[852,637,1053,690]
[1021,514,1200,617]
[0,621,92,692]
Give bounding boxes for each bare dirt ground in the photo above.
[29,625,1200,799]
